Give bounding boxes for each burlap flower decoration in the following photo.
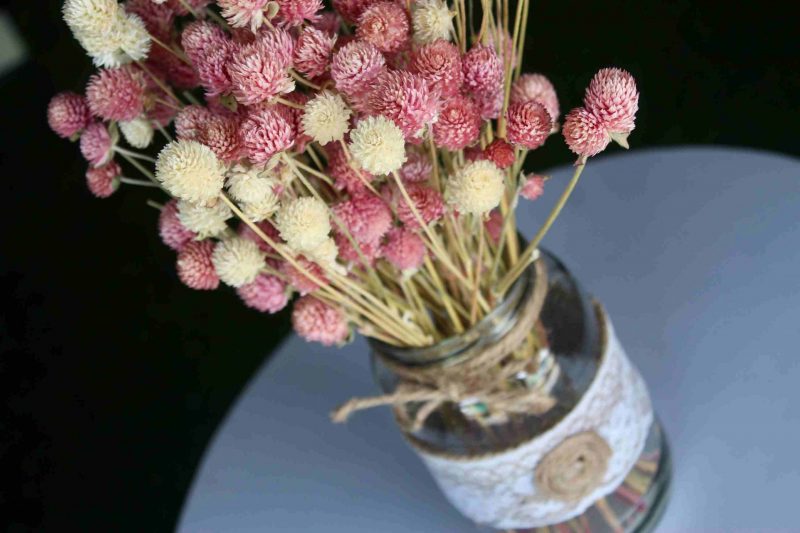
[534,430,611,502]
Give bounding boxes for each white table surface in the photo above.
[178,147,800,532]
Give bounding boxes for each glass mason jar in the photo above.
[370,251,671,532]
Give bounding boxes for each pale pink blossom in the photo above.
[382,227,425,272]
[48,92,92,139]
[159,199,197,251]
[181,20,227,64]
[282,256,329,295]
[484,209,503,243]
[227,41,294,105]
[195,40,234,96]
[198,114,243,163]
[409,39,462,97]
[334,231,382,266]
[86,66,147,121]
[254,27,296,66]
[294,26,336,79]
[584,68,638,135]
[239,106,296,166]
[399,150,432,183]
[562,107,611,159]
[174,105,213,140]
[510,73,560,124]
[368,70,439,140]
[237,273,289,313]
[505,100,553,150]
[432,94,481,150]
[462,44,503,94]
[483,139,514,169]
[218,0,270,32]
[177,240,220,290]
[331,40,386,98]
[80,122,114,167]
[326,142,375,194]
[356,1,409,54]
[520,174,546,200]
[292,295,350,346]
[333,193,392,244]
[85,160,121,198]
[274,0,323,27]
[394,182,444,229]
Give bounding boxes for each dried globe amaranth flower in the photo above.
[275,196,332,252]
[155,140,226,204]
[446,160,506,216]
[348,116,406,175]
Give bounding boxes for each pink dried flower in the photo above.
[48,92,92,139]
[174,105,213,140]
[177,240,220,291]
[239,106,296,166]
[484,139,515,169]
[254,27,296,67]
[474,86,504,120]
[334,231,382,266]
[218,0,271,32]
[399,150,432,183]
[409,39,462,98]
[510,73,560,124]
[331,40,386,98]
[198,114,243,163]
[159,199,197,251]
[505,100,553,150]
[382,227,425,272]
[432,94,481,150]
[584,68,639,135]
[394,183,444,229]
[85,160,121,198]
[195,40,234,97]
[80,122,114,167]
[368,70,439,140]
[520,174,546,201]
[275,0,323,27]
[227,42,294,105]
[327,143,375,194]
[279,91,312,152]
[313,11,341,34]
[125,0,175,42]
[356,1,409,54]
[282,256,329,295]
[333,193,393,244]
[238,220,281,254]
[237,273,289,313]
[463,145,484,162]
[462,44,503,94]
[333,0,375,23]
[562,107,611,159]
[294,26,336,79]
[181,20,227,65]
[484,209,503,243]
[292,295,350,346]
[86,66,147,122]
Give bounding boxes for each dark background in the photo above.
[0,1,796,531]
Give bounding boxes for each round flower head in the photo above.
[227,41,295,106]
[349,115,407,175]
[510,73,560,124]
[332,0,372,23]
[399,150,432,183]
[212,237,266,288]
[432,95,481,150]
[411,0,454,44]
[235,178,280,222]
[301,91,352,145]
[119,117,154,149]
[85,160,121,198]
[156,140,226,203]
[274,0,323,27]
[520,174,546,201]
[356,2,409,54]
[306,237,342,272]
[80,122,115,167]
[382,227,426,272]
[475,86,504,120]
[462,44,503,94]
[505,100,553,150]
[331,40,386,97]
[484,209,503,243]
[159,199,196,251]
[282,256,329,295]
[48,92,92,139]
[195,40,234,97]
[177,240,220,290]
[292,296,350,346]
[483,139,515,169]
[275,196,331,252]
[239,106,296,166]
[394,182,444,228]
[227,165,277,204]
[409,39,462,98]
[86,66,147,121]
[446,160,505,216]
[333,231,382,266]
[197,114,243,163]
[237,273,289,313]
[294,26,336,79]
[326,143,375,194]
[218,0,271,32]
[177,199,233,239]
[562,107,611,159]
[368,70,439,140]
[181,20,227,65]
[584,68,639,136]
[174,105,213,141]
[333,193,392,245]
[254,27,296,67]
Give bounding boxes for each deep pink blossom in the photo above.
[313,11,342,35]
[462,44,503,94]
[399,150,432,183]
[80,122,114,167]
[195,40,234,96]
[394,183,444,229]
[511,73,560,124]
[331,40,386,98]
[292,295,350,346]
[85,160,121,198]
[382,227,425,271]
[239,106,296,166]
[562,107,610,159]
[520,174,546,201]
[356,1,409,54]
[368,70,439,140]
[294,26,336,79]
[432,94,481,150]
[409,39,462,98]
[327,142,375,194]
[198,114,243,163]
[159,199,197,251]
[584,68,638,134]
[275,0,323,27]
[175,105,214,140]
[177,240,220,290]
[237,273,289,313]
[86,66,147,122]
[484,139,515,169]
[48,92,92,139]
[334,231,382,265]
[333,0,376,23]
[505,100,553,150]
[333,193,392,244]
[484,209,503,243]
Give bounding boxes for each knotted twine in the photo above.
[332,259,555,430]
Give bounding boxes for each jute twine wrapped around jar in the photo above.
[332,259,555,430]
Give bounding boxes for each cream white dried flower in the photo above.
[212,237,265,288]
[155,140,226,203]
[226,165,279,204]
[242,194,281,222]
[275,196,331,252]
[177,200,233,239]
[119,116,154,149]
[349,116,406,175]
[306,237,343,273]
[446,160,506,215]
[301,91,352,145]
[412,0,454,44]
[63,0,151,67]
